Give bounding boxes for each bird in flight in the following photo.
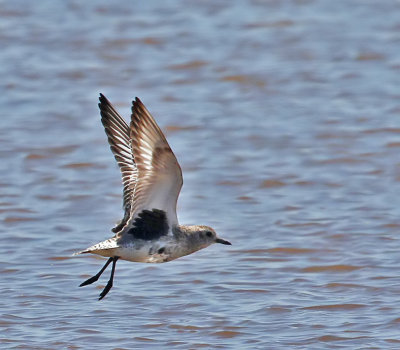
[75,94,231,300]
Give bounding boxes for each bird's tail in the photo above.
[72,238,119,256]
[72,249,90,256]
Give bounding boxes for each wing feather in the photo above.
[98,94,138,233]
[118,97,183,238]
[98,94,183,240]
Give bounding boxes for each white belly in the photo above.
[116,244,162,263]
[88,236,194,263]
[106,241,184,263]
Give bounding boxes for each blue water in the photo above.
[1,1,400,348]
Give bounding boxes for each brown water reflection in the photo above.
[1,0,400,349]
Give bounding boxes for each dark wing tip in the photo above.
[99,93,107,103]
[132,97,145,112]
[99,93,110,108]
[98,94,118,124]
[131,97,153,126]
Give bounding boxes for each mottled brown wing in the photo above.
[98,94,138,233]
[118,97,183,238]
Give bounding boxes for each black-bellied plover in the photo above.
[75,94,231,300]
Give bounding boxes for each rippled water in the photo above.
[1,0,400,348]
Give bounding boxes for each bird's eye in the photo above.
[206,231,213,237]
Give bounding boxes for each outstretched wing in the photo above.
[118,97,183,240]
[98,94,138,233]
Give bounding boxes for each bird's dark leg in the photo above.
[98,256,119,300]
[79,257,113,287]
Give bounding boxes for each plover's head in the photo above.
[192,225,232,247]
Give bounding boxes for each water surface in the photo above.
[1,1,400,349]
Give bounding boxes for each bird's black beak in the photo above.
[215,238,232,245]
